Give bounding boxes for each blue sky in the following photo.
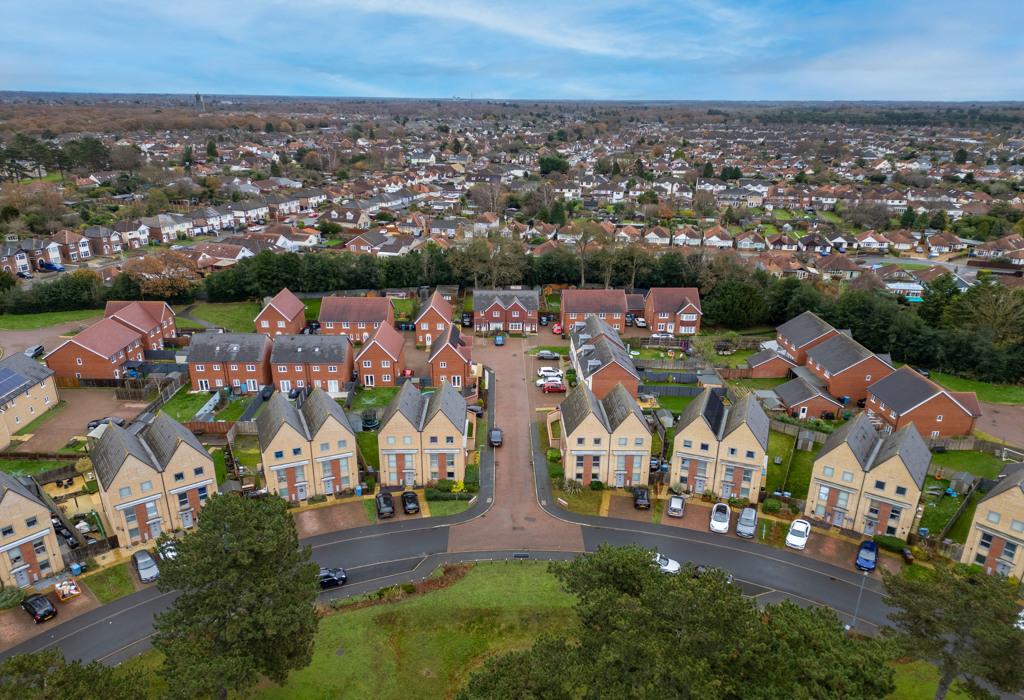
[2,1,1023,100]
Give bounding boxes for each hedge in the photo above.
[425,488,474,502]
[762,498,782,514]
[873,534,907,552]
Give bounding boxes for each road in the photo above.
[0,337,893,665]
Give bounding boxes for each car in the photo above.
[709,502,731,533]
[319,567,348,589]
[633,317,647,328]
[86,416,126,431]
[855,540,878,572]
[466,404,484,416]
[401,491,420,514]
[21,594,56,624]
[461,312,473,327]
[653,552,681,574]
[16,271,32,279]
[541,382,566,394]
[288,387,303,399]
[131,550,160,583]
[39,261,65,272]
[535,375,565,387]
[912,366,931,378]
[667,495,685,517]
[552,323,563,335]
[494,335,505,346]
[735,506,758,539]
[538,315,549,326]
[535,349,560,360]
[785,519,812,550]
[633,487,651,509]
[24,344,44,359]
[625,312,635,322]
[650,332,674,340]
[536,366,563,378]
[375,492,395,519]
[624,316,634,326]
[361,410,380,431]
[157,540,178,561]
[489,427,503,447]
[260,385,274,400]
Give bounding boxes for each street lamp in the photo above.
[846,570,869,633]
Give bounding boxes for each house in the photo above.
[803,414,930,539]
[643,287,702,335]
[81,226,122,256]
[92,414,215,546]
[818,254,862,281]
[669,390,770,500]
[703,225,733,249]
[805,334,894,403]
[472,289,540,334]
[415,291,453,347]
[0,353,59,451]
[429,326,472,390]
[377,381,469,487]
[354,323,405,388]
[104,300,177,350]
[856,229,890,251]
[45,318,143,380]
[561,289,628,332]
[256,390,359,502]
[270,334,353,396]
[318,296,394,342]
[187,332,272,393]
[776,311,839,365]
[0,470,65,588]
[744,349,797,379]
[321,205,371,230]
[569,316,640,399]
[50,229,92,263]
[558,383,651,488]
[775,377,842,420]
[20,238,62,270]
[959,463,1024,578]
[866,367,980,438]
[0,245,30,274]
[256,288,307,336]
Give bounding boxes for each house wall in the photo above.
[98,456,171,547]
[562,413,610,487]
[669,419,719,492]
[256,306,304,336]
[749,357,793,379]
[850,456,921,539]
[308,421,359,495]
[430,345,470,390]
[785,395,840,420]
[271,360,352,394]
[0,492,64,588]
[808,356,893,403]
[416,308,450,347]
[609,414,651,488]
[261,424,314,502]
[378,413,420,487]
[0,376,59,438]
[474,300,537,334]
[869,393,976,439]
[159,443,215,531]
[46,341,142,380]
[589,365,638,400]
[562,310,623,332]
[960,489,1024,578]
[356,344,400,387]
[777,327,838,365]
[420,412,466,484]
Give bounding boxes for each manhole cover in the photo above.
[336,647,345,656]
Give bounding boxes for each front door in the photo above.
[197,379,209,391]
[180,510,194,528]
[404,468,416,486]
[150,519,163,537]
[280,380,291,392]
[615,471,625,487]
[327,380,339,393]
[13,568,29,587]
[452,374,461,388]
[425,334,432,346]
[798,406,808,419]
[861,516,875,534]
[694,477,706,494]
[296,483,308,500]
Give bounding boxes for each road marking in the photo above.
[98,634,154,664]
[27,590,177,653]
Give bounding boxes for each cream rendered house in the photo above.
[960,463,1024,578]
[0,471,64,587]
[378,381,469,487]
[0,353,60,451]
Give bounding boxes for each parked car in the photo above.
[536,366,563,378]
[539,315,549,326]
[16,270,32,279]
[131,550,160,583]
[624,315,634,327]
[633,487,651,509]
[21,594,57,624]
[855,540,878,572]
[39,261,65,272]
[375,492,395,519]
[912,366,931,378]
[361,410,380,431]
[633,317,647,328]
[785,519,812,550]
[653,552,681,574]
[157,540,178,561]
[667,495,685,518]
[86,416,126,431]
[466,404,484,416]
[401,491,420,514]
[461,312,473,327]
[319,567,348,589]
[260,386,274,400]
[535,375,564,387]
[735,506,758,539]
[288,387,303,399]
[489,427,503,447]
[552,323,563,335]
[541,381,566,394]
[24,344,44,359]
[709,502,731,533]
[536,349,560,360]
[651,332,674,340]
[494,335,505,346]
[691,564,735,584]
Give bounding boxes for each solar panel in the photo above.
[0,367,28,405]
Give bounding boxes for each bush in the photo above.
[451,480,465,494]
[589,480,606,491]
[727,497,750,509]
[763,498,782,514]
[435,479,455,493]
[424,488,474,502]
[463,480,480,493]
[464,463,480,486]
[873,534,907,552]
[788,504,800,515]
[547,463,564,479]
[400,583,416,594]
[546,448,561,463]
[0,587,24,609]
[561,479,583,496]
[364,475,376,492]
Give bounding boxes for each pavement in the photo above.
[0,318,99,358]
[15,388,145,454]
[976,402,1024,448]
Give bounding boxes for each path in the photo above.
[976,402,1024,448]
[177,304,212,329]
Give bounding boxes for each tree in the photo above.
[693,190,716,216]
[954,148,969,164]
[181,145,193,170]
[929,209,949,231]
[883,565,1024,700]
[206,139,218,158]
[918,273,960,326]
[538,155,569,175]
[109,145,143,175]
[153,495,320,699]
[270,161,282,177]
[264,121,275,133]
[900,207,917,227]
[0,649,146,700]
[0,270,15,294]
[569,221,603,286]
[701,162,714,178]
[123,251,198,301]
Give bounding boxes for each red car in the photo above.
[541,382,566,393]
[552,323,563,335]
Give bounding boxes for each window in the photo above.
[381,360,391,369]
[278,365,287,372]
[32,538,46,555]
[320,442,329,452]
[195,364,205,372]
[1,524,13,538]
[403,435,412,445]
[841,471,854,483]
[178,492,189,508]
[1004,542,1018,560]
[727,447,737,457]
[874,480,886,491]
[328,365,337,373]
[593,437,602,446]
[699,443,709,452]
[337,439,347,449]
[386,436,395,445]
[936,415,943,423]
[823,466,834,477]
[292,447,302,456]
[312,365,320,372]
[24,515,37,528]
[212,364,220,371]
[274,450,284,459]
[140,480,152,493]
[429,436,438,444]
[446,436,454,444]
[261,320,269,328]
[1011,519,1024,534]
[439,361,447,369]
[682,440,692,449]
[889,507,902,521]
[382,375,391,383]
[979,532,993,549]
[246,364,255,372]
[230,364,238,371]
[634,437,643,446]
[362,360,372,369]
[174,472,185,482]
[986,510,1001,525]
[896,486,907,497]
[618,437,627,447]
[865,374,872,382]
[118,486,132,498]
[745,450,755,459]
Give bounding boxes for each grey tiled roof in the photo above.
[723,393,770,451]
[577,336,637,380]
[776,311,834,348]
[0,469,45,508]
[866,367,938,415]
[559,383,608,435]
[0,352,54,407]
[256,393,308,450]
[380,381,465,432]
[472,289,539,312]
[570,315,623,349]
[145,412,206,468]
[91,424,159,490]
[873,424,931,487]
[746,349,793,369]
[980,463,1024,504]
[818,413,880,469]
[774,377,839,408]
[300,388,352,436]
[188,332,270,363]
[674,389,726,436]
[602,383,643,432]
[380,381,426,429]
[806,333,875,375]
[270,334,350,364]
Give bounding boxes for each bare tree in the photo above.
[469,182,505,213]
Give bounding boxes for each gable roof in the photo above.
[807,333,884,375]
[602,383,645,432]
[356,322,405,361]
[722,393,770,450]
[0,353,54,407]
[560,382,610,435]
[777,311,835,348]
[746,349,796,370]
[260,288,306,321]
[645,287,702,316]
[145,412,208,468]
[104,300,173,332]
[675,388,726,436]
[49,317,142,360]
[867,366,978,417]
[818,413,880,469]
[873,424,931,487]
[0,470,46,510]
[980,463,1024,505]
[299,387,353,436]
[577,335,638,380]
[270,334,350,365]
[188,332,270,363]
[380,381,465,432]
[472,289,539,312]
[775,377,841,409]
[415,290,453,326]
[429,325,471,364]
[319,296,392,324]
[256,393,309,448]
[562,289,627,315]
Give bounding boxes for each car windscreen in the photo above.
[740,511,756,525]
[859,547,877,562]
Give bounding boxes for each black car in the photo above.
[16,271,32,279]
[288,387,303,399]
[401,491,420,514]
[539,314,549,326]
[466,404,484,416]
[318,567,348,589]
[260,386,274,400]
[489,427,503,447]
[461,312,473,327]
[361,410,380,431]
[375,491,395,519]
[633,487,651,510]
[86,416,126,431]
[22,594,57,624]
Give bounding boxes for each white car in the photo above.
[653,552,681,574]
[535,376,565,387]
[536,367,563,378]
[634,317,647,328]
[709,502,731,533]
[785,519,812,550]
[667,495,685,518]
[650,332,674,340]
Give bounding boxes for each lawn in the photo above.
[784,448,816,499]
[188,302,261,332]
[765,431,796,494]
[728,377,788,390]
[761,223,779,235]
[0,458,69,476]
[13,400,65,436]
[82,562,135,604]
[362,498,378,522]
[918,476,963,537]
[159,385,212,422]
[215,399,248,422]
[427,500,472,517]
[211,448,227,485]
[303,298,321,320]
[930,450,1007,479]
[526,345,570,356]
[356,431,380,470]
[349,387,400,411]
[713,348,755,368]
[930,372,1024,405]
[889,661,969,700]
[773,209,793,220]
[545,293,561,311]
[231,435,262,468]
[391,298,415,318]
[174,315,205,331]
[657,395,696,414]
[0,308,102,330]
[551,481,603,515]
[945,488,983,544]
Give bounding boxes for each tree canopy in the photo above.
[0,649,145,700]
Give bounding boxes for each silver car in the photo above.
[131,550,160,583]
[735,506,758,538]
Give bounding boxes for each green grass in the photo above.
[303,298,321,320]
[526,345,569,356]
[349,387,400,411]
[784,448,816,499]
[918,476,963,537]
[931,450,1007,479]
[0,308,102,330]
[728,377,788,390]
[765,431,796,494]
[159,384,212,422]
[173,315,205,330]
[427,500,472,517]
[82,562,135,604]
[356,431,380,470]
[930,372,1024,405]
[820,211,842,224]
[945,488,984,544]
[211,448,227,485]
[391,298,415,318]
[0,458,68,476]
[773,209,793,220]
[215,400,248,422]
[231,435,262,468]
[545,293,561,311]
[657,395,696,414]
[362,498,378,522]
[551,481,603,515]
[898,263,931,270]
[761,223,779,235]
[12,400,65,435]
[188,302,261,332]
[888,661,969,700]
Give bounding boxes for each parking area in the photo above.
[0,319,98,357]
[15,388,145,453]
[0,587,100,653]
[293,500,371,539]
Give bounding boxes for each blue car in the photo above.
[494,335,505,346]
[39,261,65,272]
[855,540,878,572]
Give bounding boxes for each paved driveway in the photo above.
[293,501,371,539]
[976,402,1024,448]
[16,389,144,453]
[0,587,99,653]
[0,319,99,358]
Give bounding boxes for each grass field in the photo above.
[188,302,261,332]
[930,450,1007,479]
[0,308,102,330]
[215,400,248,422]
[211,448,227,485]
[356,431,380,470]
[945,488,983,543]
[427,500,472,517]
[552,480,603,515]
[303,298,321,320]
[930,372,1024,405]
[174,315,205,330]
[0,458,68,476]
[159,385,211,422]
[918,476,962,536]
[765,431,796,494]
[83,562,136,604]
[391,298,415,318]
[526,345,569,356]
[728,377,787,390]
[658,395,696,414]
[784,448,816,499]
[349,387,400,411]
[889,661,969,700]
[713,348,756,368]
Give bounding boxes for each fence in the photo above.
[717,367,754,379]
[927,435,1024,454]
[128,374,187,415]
[639,370,699,383]
[634,358,705,371]
[639,384,703,398]
[768,418,831,445]
[184,421,234,435]
[54,376,121,389]
[5,460,80,485]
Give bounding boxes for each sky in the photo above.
[2,0,1023,101]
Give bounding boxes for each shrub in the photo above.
[364,475,376,492]
[728,497,750,509]
[424,488,474,502]
[547,463,564,479]
[788,504,801,515]
[464,463,480,486]
[435,479,455,493]
[463,481,480,493]
[561,479,583,496]
[873,534,907,552]
[546,448,561,463]
[589,480,605,491]
[0,587,24,609]
[669,482,686,495]
[762,498,782,514]
[400,583,416,594]
[451,480,465,494]
[308,494,327,504]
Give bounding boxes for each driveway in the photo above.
[16,388,145,453]
[293,501,371,539]
[976,402,1024,448]
[0,318,99,358]
[0,587,100,653]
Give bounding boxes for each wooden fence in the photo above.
[717,367,754,379]
[928,436,1024,455]
[184,421,234,435]
[768,418,830,445]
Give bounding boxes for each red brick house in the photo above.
[187,332,272,393]
[866,367,980,438]
[805,334,894,403]
[270,334,353,396]
[45,318,143,380]
[256,288,306,336]
[643,287,702,335]
[776,311,839,365]
[561,289,627,332]
[319,296,394,342]
[415,291,453,347]
[745,349,797,379]
[355,323,405,387]
[471,289,540,334]
[429,326,472,390]
[104,300,177,350]
[775,377,843,419]
[569,317,639,399]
